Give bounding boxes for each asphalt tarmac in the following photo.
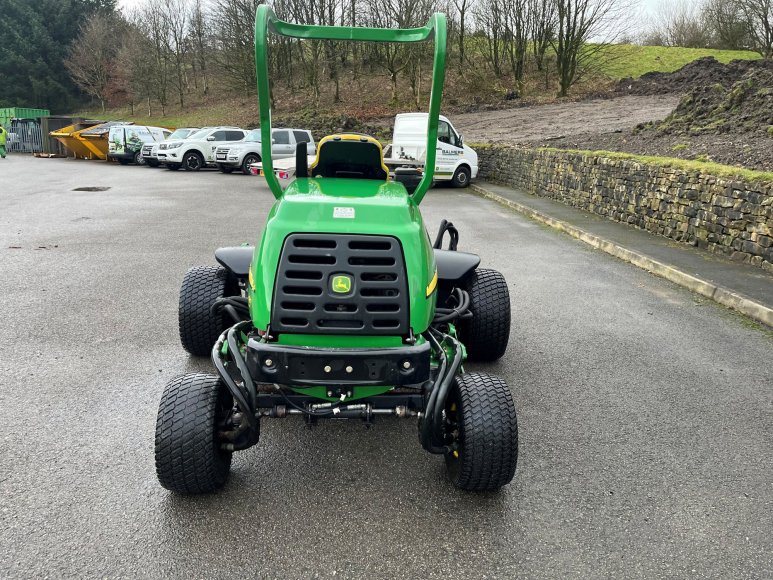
[1,156,771,579]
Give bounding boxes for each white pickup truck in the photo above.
[142,127,198,167]
[215,128,315,175]
[383,113,477,187]
[157,126,248,171]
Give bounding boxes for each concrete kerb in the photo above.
[469,183,773,327]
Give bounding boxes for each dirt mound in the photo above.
[617,57,773,96]
[645,68,773,136]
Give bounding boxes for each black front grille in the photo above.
[271,233,409,335]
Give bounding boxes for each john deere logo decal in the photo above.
[331,274,352,294]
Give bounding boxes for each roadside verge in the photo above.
[470,182,773,327]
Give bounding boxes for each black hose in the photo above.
[211,333,259,437]
[227,323,257,410]
[420,331,447,451]
[429,330,462,448]
[433,288,471,324]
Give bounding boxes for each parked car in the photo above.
[108,125,172,165]
[157,126,248,171]
[383,113,477,188]
[215,128,315,175]
[142,127,198,167]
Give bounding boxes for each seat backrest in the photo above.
[310,134,389,181]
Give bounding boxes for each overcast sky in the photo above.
[117,0,665,34]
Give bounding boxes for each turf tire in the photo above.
[445,372,518,492]
[179,265,233,357]
[458,268,510,361]
[155,373,233,494]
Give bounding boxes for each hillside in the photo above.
[74,45,760,133]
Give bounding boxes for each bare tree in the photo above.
[211,0,261,95]
[552,0,626,96]
[738,0,773,57]
[504,0,529,93]
[703,0,748,49]
[452,0,473,71]
[529,0,555,72]
[188,0,210,95]
[649,0,713,48]
[65,13,121,112]
[474,0,506,77]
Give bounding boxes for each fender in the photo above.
[215,246,254,278]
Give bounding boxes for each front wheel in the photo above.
[155,373,233,494]
[242,153,260,175]
[444,372,518,492]
[182,151,204,171]
[134,150,146,165]
[179,265,235,356]
[451,165,471,188]
[458,268,511,361]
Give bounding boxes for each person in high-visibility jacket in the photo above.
[0,126,7,158]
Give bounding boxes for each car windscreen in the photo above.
[245,129,261,142]
[168,128,194,140]
[185,129,209,141]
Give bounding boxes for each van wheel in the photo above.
[134,151,146,165]
[242,153,260,175]
[451,166,471,188]
[183,151,204,171]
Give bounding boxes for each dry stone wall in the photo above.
[476,145,773,272]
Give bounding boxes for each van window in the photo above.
[293,131,311,144]
[438,121,456,146]
[273,130,290,145]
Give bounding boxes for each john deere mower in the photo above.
[155,6,518,493]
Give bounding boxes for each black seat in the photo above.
[310,134,388,180]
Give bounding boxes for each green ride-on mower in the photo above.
[155,6,518,494]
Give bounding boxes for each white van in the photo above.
[383,113,477,187]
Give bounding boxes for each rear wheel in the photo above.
[451,165,471,188]
[134,150,146,165]
[242,153,260,175]
[182,151,204,171]
[179,265,236,357]
[444,372,518,492]
[155,373,233,494]
[458,268,510,361]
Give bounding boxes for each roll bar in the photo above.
[254,5,447,204]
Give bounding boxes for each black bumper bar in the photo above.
[245,338,431,387]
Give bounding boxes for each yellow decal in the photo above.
[426,269,438,297]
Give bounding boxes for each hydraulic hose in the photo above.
[420,331,447,451]
[211,331,259,439]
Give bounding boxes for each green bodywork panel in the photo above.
[246,6,448,399]
[254,5,446,205]
[248,177,437,341]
